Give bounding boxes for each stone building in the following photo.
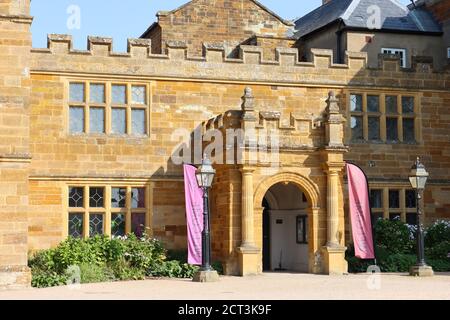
[1,0,449,287]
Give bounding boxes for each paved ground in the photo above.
[1,273,449,300]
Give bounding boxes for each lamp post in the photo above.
[193,157,219,282]
[408,157,434,277]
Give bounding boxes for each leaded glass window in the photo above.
[386,96,398,114]
[90,84,105,104]
[405,190,417,208]
[403,118,415,142]
[402,96,415,114]
[112,85,126,104]
[89,187,104,208]
[89,214,104,237]
[386,118,398,141]
[370,190,383,209]
[131,109,146,135]
[406,213,417,226]
[112,108,126,134]
[69,187,84,208]
[132,213,146,238]
[351,116,363,141]
[368,117,380,141]
[68,82,148,136]
[90,107,105,134]
[389,190,400,209]
[367,95,380,112]
[131,86,146,104]
[131,188,145,208]
[111,188,126,208]
[112,214,126,237]
[69,107,84,134]
[70,83,85,102]
[68,213,84,238]
[350,94,362,112]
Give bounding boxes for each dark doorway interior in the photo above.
[262,197,271,271]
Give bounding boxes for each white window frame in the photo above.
[382,48,407,68]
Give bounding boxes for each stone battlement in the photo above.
[33,34,449,74]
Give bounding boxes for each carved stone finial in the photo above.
[241,87,254,112]
[326,91,339,114]
[241,87,256,122]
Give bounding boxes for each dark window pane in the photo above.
[389,190,400,208]
[402,96,414,114]
[406,213,417,226]
[296,216,308,244]
[368,117,380,140]
[351,116,363,141]
[112,214,126,237]
[68,213,83,238]
[132,213,146,238]
[350,94,363,112]
[89,187,104,208]
[89,107,105,134]
[112,85,126,104]
[367,95,380,112]
[69,187,84,208]
[90,84,105,104]
[131,109,146,135]
[69,107,84,134]
[111,188,126,208]
[370,190,383,208]
[89,214,104,237]
[386,96,398,114]
[112,108,126,134]
[131,188,145,208]
[70,83,85,102]
[372,212,384,225]
[386,117,398,141]
[403,118,415,142]
[389,213,401,221]
[405,190,417,208]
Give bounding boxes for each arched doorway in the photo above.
[262,182,309,272]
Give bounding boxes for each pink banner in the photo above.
[346,163,375,260]
[183,164,204,265]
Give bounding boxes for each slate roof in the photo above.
[294,0,442,38]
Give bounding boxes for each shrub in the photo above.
[29,234,199,288]
[374,219,413,254]
[378,254,416,272]
[79,263,115,284]
[425,220,450,248]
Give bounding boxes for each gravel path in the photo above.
[1,273,449,300]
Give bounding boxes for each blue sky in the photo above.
[31,0,412,51]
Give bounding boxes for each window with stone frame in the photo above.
[67,185,150,239]
[349,93,418,144]
[68,81,149,136]
[369,187,417,225]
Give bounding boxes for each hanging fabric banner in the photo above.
[346,163,375,260]
[183,164,203,265]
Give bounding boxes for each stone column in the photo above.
[238,168,260,276]
[241,168,255,247]
[321,91,348,275]
[326,168,341,247]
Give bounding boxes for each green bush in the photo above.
[346,219,450,273]
[29,234,202,288]
[425,220,450,248]
[378,254,416,272]
[374,219,413,254]
[79,263,115,284]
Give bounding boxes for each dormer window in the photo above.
[382,48,407,68]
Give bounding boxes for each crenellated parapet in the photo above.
[30,34,450,90]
